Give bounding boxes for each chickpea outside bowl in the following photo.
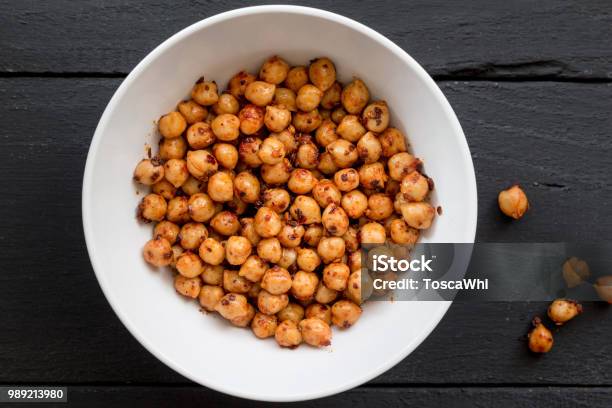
[83,5,477,403]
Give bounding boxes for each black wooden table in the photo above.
[1,1,611,406]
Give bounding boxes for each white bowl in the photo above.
[82,5,477,402]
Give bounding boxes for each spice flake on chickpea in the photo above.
[134,55,437,349]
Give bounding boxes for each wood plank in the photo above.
[0,78,611,385]
[5,386,611,407]
[0,0,611,78]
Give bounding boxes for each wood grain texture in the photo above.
[0,0,610,79]
[0,78,610,389]
[1,386,606,407]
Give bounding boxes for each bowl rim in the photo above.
[82,4,478,402]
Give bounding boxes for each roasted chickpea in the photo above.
[259,56,290,84]
[348,250,362,273]
[548,299,582,325]
[362,101,390,132]
[176,251,204,278]
[273,88,297,111]
[258,290,289,315]
[178,100,208,124]
[212,143,238,169]
[389,219,419,244]
[314,282,338,304]
[322,204,349,236]
[262,105,290,133]
[201,263,224,285]
[341,189,368,219]
[139,193,167,222]
[191,79,219,106]
[211,113,240,141]
[275,320,302,348]
[287,169,316,194]
[213,93,239,115]
[331,300,362,328]
[277,222,305,248]
[245,81,275,106]
[277,303,305,324]
[236,219,260,248]
[296,84,323,112]
[158,111,187,139]
[260,266,292,295]
[341,79,369,114]
[198,237,225,265]
[174,275,201,298]
[272,126,298,152]
[143,237,173,266]
[337,115,366,143]
[228,71,256,99]
[334,168,360,192]
[314,119,338,147]
[295,141,319,169]
[225,236,252,266]
[206,172,233,202]
[278,247,297,270]
[257,238,282,263]
[292,109,322,133]
[223,269,252,293]
[258,137,286,165]
[227,194,249,216]
[400,171,430,202]
[299,318,332,347]
[359,222,386,244]
[237,104,264,135]
[215,293,250,321]
[185,193,213,223]
[498,185,529,220]
[251,312,278,339]
[238,255,268,282]
[380,128,407,157]
[134,158,165,186]
[166,196,190,224]
[305,303,331,324]
[311,179,342,208]
[387,153,420,182]
[227,172,258,204]
[365,194,394,221]
[159,136,188,160]
[331,106,347,124]
[163,159,189,188]
[179,222,208,250]
[291,271,319,301]
[401,202,435,230]
[290,195,322,225]
[152,179,177,200]
[209,211,240,236]
[343,268,363,303]
[308,57,336,91]
[356,131,382,164]
[262,188,291,213]
[359,162,387,190]
[323,262,350,291]
[343,226,359,252]
[254,207,282,238]
[154,220,180,245]
[238,136,263,168]
[261,159,293,185]
[186,150,218,181]
[185,122,215,150]
[296,248,321,272]
[327,139,358,168]
[321,81,342,109]
[199,285,224,312]
[317,237,345,264]
[230,303,255,327]
[303,224,324,247]
[284,66,308,92]
[528,317,554,353]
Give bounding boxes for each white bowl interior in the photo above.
[83,6,477,402]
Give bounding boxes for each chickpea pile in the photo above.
[135,56,436,348]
